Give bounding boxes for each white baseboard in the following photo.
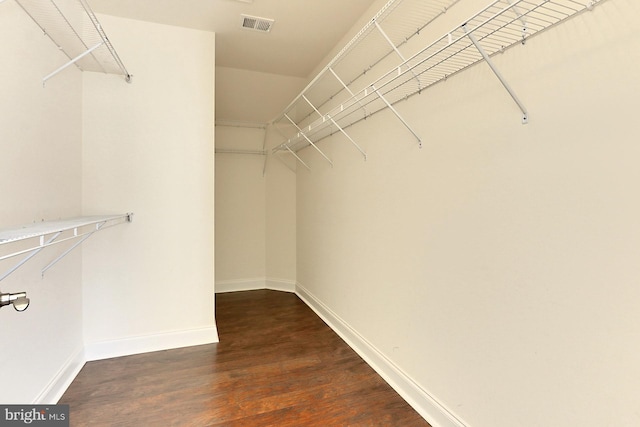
[265,278,296,293]
[84,325,219,362]
[216,278,266,293]
[295,283,467,427]
[35,346,86,404]
[215,277,296,293]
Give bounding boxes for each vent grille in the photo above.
[241,14,274,33]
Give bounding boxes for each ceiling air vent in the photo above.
[241,14,274,33]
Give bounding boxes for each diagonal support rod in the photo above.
[41,223,105,277]
[302,95,366,160]
[329,67,367,116]
[0,232,61,282]
[284,114,333,167]
[273,151,297,174]
[371,85,422,147]
[302,95,325,121]
[374,21,421,90]
[285,146,311,171]
[463,23,528,124]
[271,125,305,172]
[503,0,528,42]
[328,116,367,160]
[43,41,104,85]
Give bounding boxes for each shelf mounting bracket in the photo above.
[0,232,61,282]
[503,0,528,43]
[272,125,310,171]
[302,95,366,161]
[329,67,367,117]
[43,41,104,86]
[463,23,528,124]
[328,116,367,160]
[284,114,333,167]
[41,221,106,277]
[374,21,421,90]
[285,146,311,171]
[371,85,422,147]
[302,95,324,120]
[0,214,133,282]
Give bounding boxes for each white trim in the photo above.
[215,277,266,293]
[34,346,85,404]
[215,277,296,293]
[265,277,296,293]
[84,326,219,362]
[295,283,467,427]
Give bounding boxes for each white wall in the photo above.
[214,125,297,292]
[215,125,267,286]
[215,67,301,292]
[296,0,640,426]
[82,15,217,360]
[0,1,84,403]
[265,130,297,287]
[216,66,308,124]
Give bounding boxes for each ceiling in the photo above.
[87,0,379,78]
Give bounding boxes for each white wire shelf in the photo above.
[273,0,603,161]
[0,213,133,281]
[0,214,130,244]
[13,0,132,85]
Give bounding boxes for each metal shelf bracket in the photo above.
[43,41,104,86]
[374,20,422,90]
[301,95,367,160]
[0,213,133,283]
[40,220,107,277]
[286,146,311,171]
[0,232,61,282]
[284,114,333,167]
[272,0,601,157]
[329,67,367,116]
[328,116,367,160]
[372,85,423,147]
[15,0,132,85]
[463,23,529,124]
[503,0,528,43]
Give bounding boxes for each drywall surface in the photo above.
[265,130,297,285]
[296,0,640,426]
[0,1,84,403]
[214,124,296,290]
[215,66,301,290]
[82,15,217,358]
[215,126,267,283]
[216,66,306,124]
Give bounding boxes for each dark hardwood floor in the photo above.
[61,290,430,426]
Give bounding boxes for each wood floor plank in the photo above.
[61,290,430,426]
